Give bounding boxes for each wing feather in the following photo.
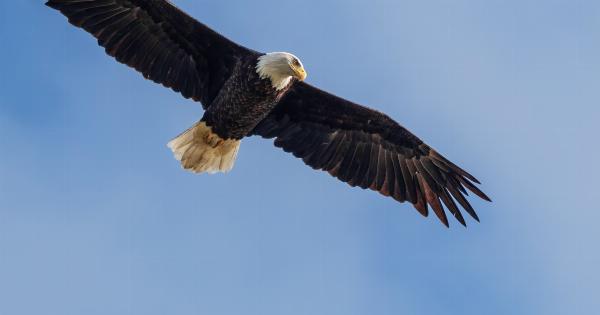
[253,82,490,226]
[47,0,256,107]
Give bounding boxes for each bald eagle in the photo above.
[46,0,490,227]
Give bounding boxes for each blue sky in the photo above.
[1,1,599,314]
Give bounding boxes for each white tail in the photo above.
[167,121,240,174]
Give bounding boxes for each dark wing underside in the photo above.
[253,82,491,227]
[46,0,256,108]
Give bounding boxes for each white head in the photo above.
[256,52,307,91]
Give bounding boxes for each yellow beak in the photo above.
[294,67,307,81]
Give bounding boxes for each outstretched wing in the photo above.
[46,0,257,108]
[253,82,491,227]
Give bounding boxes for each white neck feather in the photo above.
[256,53,293,91]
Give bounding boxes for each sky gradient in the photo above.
[1,1,599,314]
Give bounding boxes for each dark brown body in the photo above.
[202,55,294,140]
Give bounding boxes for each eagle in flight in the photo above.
[46,0,491,227]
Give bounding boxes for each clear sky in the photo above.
[1,1,599,314]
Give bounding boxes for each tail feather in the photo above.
[168,121,240,174]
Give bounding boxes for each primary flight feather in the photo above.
[46,0,491,227]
